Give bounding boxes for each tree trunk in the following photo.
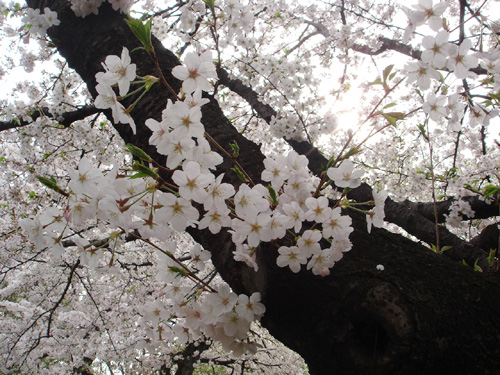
[27,1,500,374]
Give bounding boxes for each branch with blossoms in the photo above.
[216,48,495,269]
[18,7,407,356]
[0,105,101,132]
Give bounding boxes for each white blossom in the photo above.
[327,159,364,189]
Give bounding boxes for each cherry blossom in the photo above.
[172,51,218,93]
[304,196,332,223]
[169,101,205,139]
[189,244,211,271]
[447,39,478,79]
[172,161,214,203]
[277,246,308,273]
[235,292,266,322]
[22,7,60,37]
[68,157,104,196]
[404,60,441,90]
[108,0,134,13]
[204,174,236,211]
[261,155,291,190]
[423,92,449,122]
[307,249,336,277]
[322,207,353,239]
[327,159,364,189]
[297,229,322,257]
[447,93,466,132]
[157,133,195,169]
[94,82,136,133]
[366,189,388,233]
[156,192,199,231]
[70,0,103,18]
[232,211,272,247]
[198,205,232,234]
[282,201,306,232]
[99,47,136,96]
[411,0,448,31]
[19,217,46,249]
[421,31,451,68]
[206,284,238,317]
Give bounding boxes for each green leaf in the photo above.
[168,266,189,277]
[344,147,361,158]
[326,155,336,169]
[474,258,483,272]
[483,185,500,197]
[382,113,397,126]
[417,124,427,138]
[231,166,247,182]
[368,77,383,86]
[229,140,240,158]
[488,248,496,266]
[381,112,405,126]
[385,112,405,119]
[129,173,152,179]
[382,103,397,109]
[382,64,394,82]
[36,175,69,197]
[266,185,278,205]
[132,162,159,180]
[125,17,153,52]
[342,187,352,195]
[440,246,452,253]
[126,144,153,163]
[202,0,215,11]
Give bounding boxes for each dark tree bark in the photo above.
[26,1,500,374]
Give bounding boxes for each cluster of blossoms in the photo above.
[402,0,500,133]
[70,0,133,17]
[138,280,265,356]
[94,47,137,133]
[223,0,254,40]
[20,156,266,354]
[177,0,208,38]
[177,0,253,41]
[20,39,389,355]
[405,29,478,86]
[22,7,59,37]
[402,0,449,42]
[445,198,474,227]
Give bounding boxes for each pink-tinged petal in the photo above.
[433,2,448,15]
[184,52,200,69]
[454,63,469,79]
[182,78,197,94]
[120,47,131,65]
[172,65,189,81]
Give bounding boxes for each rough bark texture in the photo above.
[27,2,500,374]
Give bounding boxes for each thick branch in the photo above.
[299,17,488,74]
[404,195,499,223]
[0,105,100,132]
[470,223,499,252]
